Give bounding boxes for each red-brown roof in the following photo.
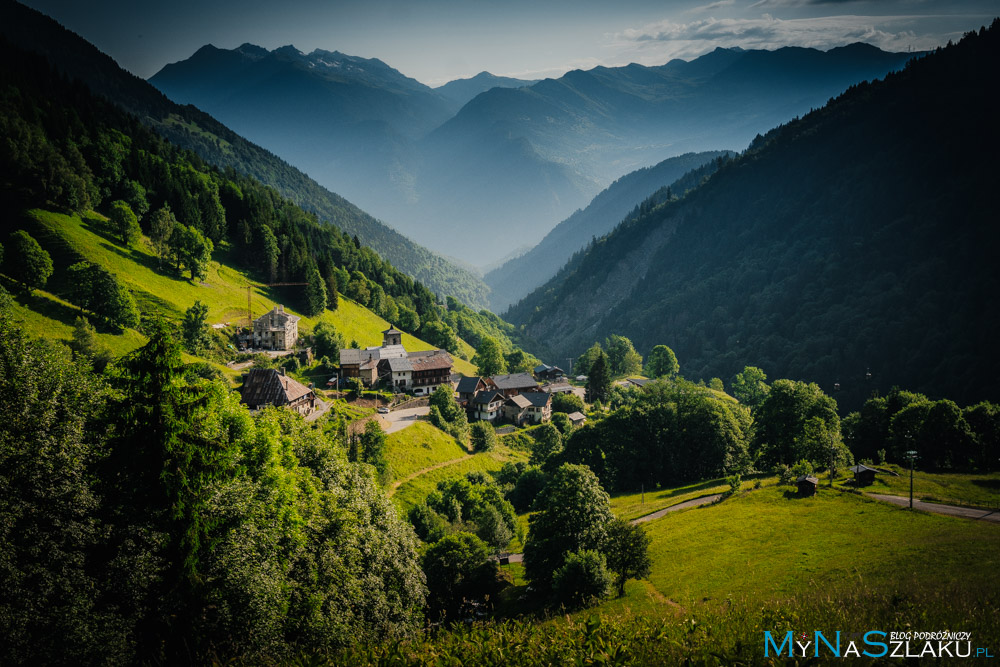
[410,351,453,371]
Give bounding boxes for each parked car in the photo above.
[377,406,390,414]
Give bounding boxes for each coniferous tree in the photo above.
[586,351,611,403]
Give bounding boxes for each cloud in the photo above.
[686,0,736,14]
[611,13,950,60]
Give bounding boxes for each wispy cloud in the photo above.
[611,14,956,61]
[686,0,736,14]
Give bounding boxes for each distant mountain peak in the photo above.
[235,43,268,59]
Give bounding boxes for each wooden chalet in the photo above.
[567,411,587,427]
[533,363,565,381]
[408,350,454,396]
[472,390,505,422]
[796,475,819,496]
[456,376,497,408]
[489,372,540,398]
[848,464,878,487]
[240,367,316,415]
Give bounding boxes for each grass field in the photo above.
[609,476,761,521]
[841,464,1000,508]
[641,485,1000,605]
[15,209,476,375]
[391,444,530,513]
[385,422,468,483]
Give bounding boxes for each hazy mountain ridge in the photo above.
[434,71,539,109]
[0,0,491,309]
[506,23,1000,411]
[484,150,734,311]
[148,38,919,266]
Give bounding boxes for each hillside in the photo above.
[145,35,918,266]
[12,208,477,376]
[0,0,491,308]
[484,150,732,311]
[506,23,1000,412]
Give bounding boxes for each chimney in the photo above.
[277,304,284,313]
[279,367,286,376]
[308,382,315,389]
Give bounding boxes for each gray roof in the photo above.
[521,392,551,408]
[386,357,413,372]
[506,394,532,409]
[848,464,877,474]
[628,378,652,387]
[339,348,364,365]
[491,373,539,391]
[567,411,587,422]
[457,376,484,394]
[796,475,819,484]
[240,368,313,407]
[473,390,503,405]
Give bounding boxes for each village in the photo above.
[236,304,589,431]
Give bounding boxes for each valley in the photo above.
[1,1,998,664]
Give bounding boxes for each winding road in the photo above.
[867,493,1000,523]
[503,493,722,563]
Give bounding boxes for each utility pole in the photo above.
[905,450,919,509]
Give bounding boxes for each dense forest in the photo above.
[506,23,1000,412]
[0,0,491,309]
[484,150,732,311]
[0,296,427,664]
[0,35,482,339]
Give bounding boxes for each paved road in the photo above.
[382,406,431,434]
[502,493,722,564]
[632,494,723,524]
[868,494,1000,523]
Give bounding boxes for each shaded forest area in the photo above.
[508,23,1000,412]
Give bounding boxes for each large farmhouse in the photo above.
[339,326,453,396]
[252,304,299,350]
[240,367,316,415]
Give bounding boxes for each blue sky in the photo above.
[21,0,997,84]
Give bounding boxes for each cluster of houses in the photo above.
[337,327,454,397]
[237,313,585,428]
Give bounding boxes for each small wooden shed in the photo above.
[796,475,819,496]
[848,464,878,487]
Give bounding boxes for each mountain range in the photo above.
[150,40,919,266]
[506,22,1000,411]
[0,0,492,309]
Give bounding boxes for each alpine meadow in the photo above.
[1,0,998,664]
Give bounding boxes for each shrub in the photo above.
[775,464,794,485]
[720,473,742,500]
[791,459,814,479]
[552,550,611,609]
[470,421,497,452]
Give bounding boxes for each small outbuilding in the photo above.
[796,475,819,496]
[848,464,878,487]
[566,411,587,428]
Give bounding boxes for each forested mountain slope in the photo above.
[506,23,1000,412]
[0,0,490,308]
[484,150,732,311]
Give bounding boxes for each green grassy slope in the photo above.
[17,208,477,375]
[844,464,1000,508]
[385,422,469,483]
[391,444,529,513]
[642,485,1000,605]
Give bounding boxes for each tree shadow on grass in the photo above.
[971,479,1000,491]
